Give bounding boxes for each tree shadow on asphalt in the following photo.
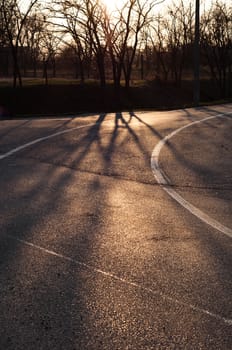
[0,155,115,347]
[0,109,231,348]
[20,110,165,186]
[0,117,78,154]
[0,110,168,348]
[168,106,232,191]
[0,119,31,139]
[150,106,232,324]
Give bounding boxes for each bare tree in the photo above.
[0,0,10,75]
[84,0,108,87]
[50,0,89,83]
[165,1,194,86]
[38,26,63,84]
[201,1,232,97]
[104,0,157,89]
[148,14,171,82]
[22,10,46,78]
[51,0,107,87]
[0,0,9,46]
[1,0,39,87]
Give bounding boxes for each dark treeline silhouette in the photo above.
[0,0,231,98]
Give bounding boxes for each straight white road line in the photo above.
[1,111,232,327]
[151,112,232,238]
[6,234,232,326]
[0,122,97,160]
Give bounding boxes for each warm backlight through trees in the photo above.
[101,0,125,12]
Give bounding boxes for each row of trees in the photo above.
[0,0,231,97]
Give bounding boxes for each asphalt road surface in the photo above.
[0,104,232,349]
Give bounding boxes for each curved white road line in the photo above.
[151,112,232,239]
[1,114,232,326]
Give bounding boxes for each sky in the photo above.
[20,0,230,16]
[102,0,230,14]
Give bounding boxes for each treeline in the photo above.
[0,0,231,97]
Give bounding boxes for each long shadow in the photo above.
[49,113,107,167]
[129,110,165,137]
[151,107,232,317]
[0,111,116,348]
[0,120,31,139]
[0,154,111,347]
[168,107,232,190]
[1,109,231,348]
[103,111,164,168]
[125,109,232,318]
[110,110,232,341]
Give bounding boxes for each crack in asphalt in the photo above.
[164,183,232,191]
[11,154,157,187]
[5,154,232,191]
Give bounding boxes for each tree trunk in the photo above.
[96,53,106,88]
[12,48,22,88]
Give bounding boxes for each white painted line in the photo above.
[151,112,232,238]
[1,112,232,326]
[6,233,232,326]
[0,122,97,160]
